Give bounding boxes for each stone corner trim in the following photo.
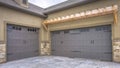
[113,38,120,62]
[0,44,6,63]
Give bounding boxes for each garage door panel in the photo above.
[51,25,112,61]
[98,53,112,61]
[71,52,81,58]
[52,45,63,51]
[52,51,65,56]
[8,51,39,61]
[7,24,40,61]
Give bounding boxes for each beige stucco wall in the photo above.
[46,0,120,62]
[0,6,43,41]
[0,6,43,62]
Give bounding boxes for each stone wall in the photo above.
[113,38,120,62]
[0,43,6,63]
[40,41,51,55]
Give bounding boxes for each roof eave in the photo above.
[0,1,47,18]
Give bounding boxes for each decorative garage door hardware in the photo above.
[43,5,118,31]
[27,28,37,32]
[12,26,22,30]
[90,40,94,44]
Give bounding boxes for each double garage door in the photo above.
[7,24,39,61]
[51,25,112,61]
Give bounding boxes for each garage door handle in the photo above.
[71,51,81,52]
[34,50,39,52]
[7,53,13,55]
[52,50,55,51]
[60,41,63,44]
[23,40,27,44]
[90,40,94,44]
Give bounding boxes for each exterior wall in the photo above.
[40,24,51,55]
[0,6,43,63]
[46,0,120,62]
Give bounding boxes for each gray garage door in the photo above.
[7,24,40,61]
[51,25,112,61]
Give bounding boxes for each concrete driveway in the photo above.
[0,56,120,68]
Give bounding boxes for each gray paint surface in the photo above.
[7,24,40,61]
[51,25,112,61]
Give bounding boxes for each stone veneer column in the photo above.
[0,43,6,63]
[40,41,51,55]
[113,38,120,62]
